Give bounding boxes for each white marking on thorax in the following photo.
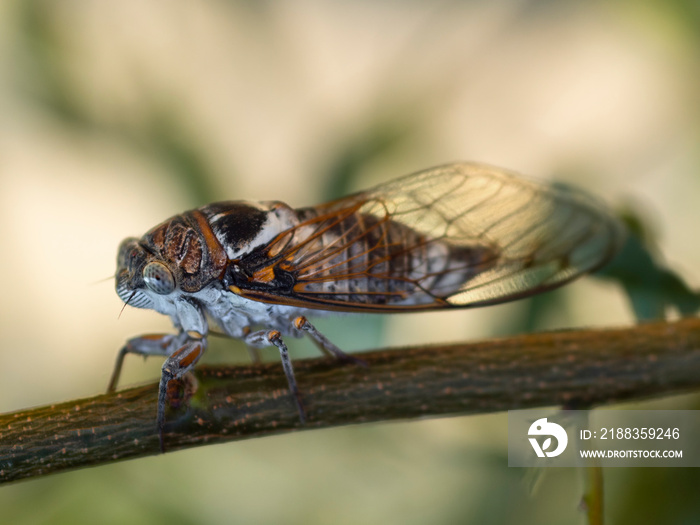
[216,201,300,260]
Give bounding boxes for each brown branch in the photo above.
[2,318,700,484]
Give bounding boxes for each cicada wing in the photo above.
[235,163,624,311]
[379,163,625,306]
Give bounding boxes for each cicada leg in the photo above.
[293,316,368,367]
[157,337,207,452]
[244,329,306,424]
[108,332,205,452]
[107,332,189,393]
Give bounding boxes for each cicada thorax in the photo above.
[142,209,228,293]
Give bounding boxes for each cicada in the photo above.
[109,162,624,449]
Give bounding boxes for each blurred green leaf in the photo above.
[597,211,700,320]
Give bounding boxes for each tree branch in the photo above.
[2,318,700,484]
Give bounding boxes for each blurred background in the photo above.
[1,0,699,523]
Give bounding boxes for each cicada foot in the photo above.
[293,316,368,368]
[165,372,199,410]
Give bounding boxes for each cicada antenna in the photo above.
[89,274,117,286]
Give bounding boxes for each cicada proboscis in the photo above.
[109,162,624,450]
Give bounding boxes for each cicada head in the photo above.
[115,237,177,310]
[116,208,231,314]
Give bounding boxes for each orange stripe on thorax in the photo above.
[190,210,228,270]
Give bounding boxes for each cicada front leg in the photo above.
[156,336,207,451]
[107,331,206,452]
[107,332,190,393]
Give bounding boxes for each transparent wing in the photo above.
[232,162,625,311]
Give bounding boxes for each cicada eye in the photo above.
[143,262,175,295]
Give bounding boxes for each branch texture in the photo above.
[2,318,700,483]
